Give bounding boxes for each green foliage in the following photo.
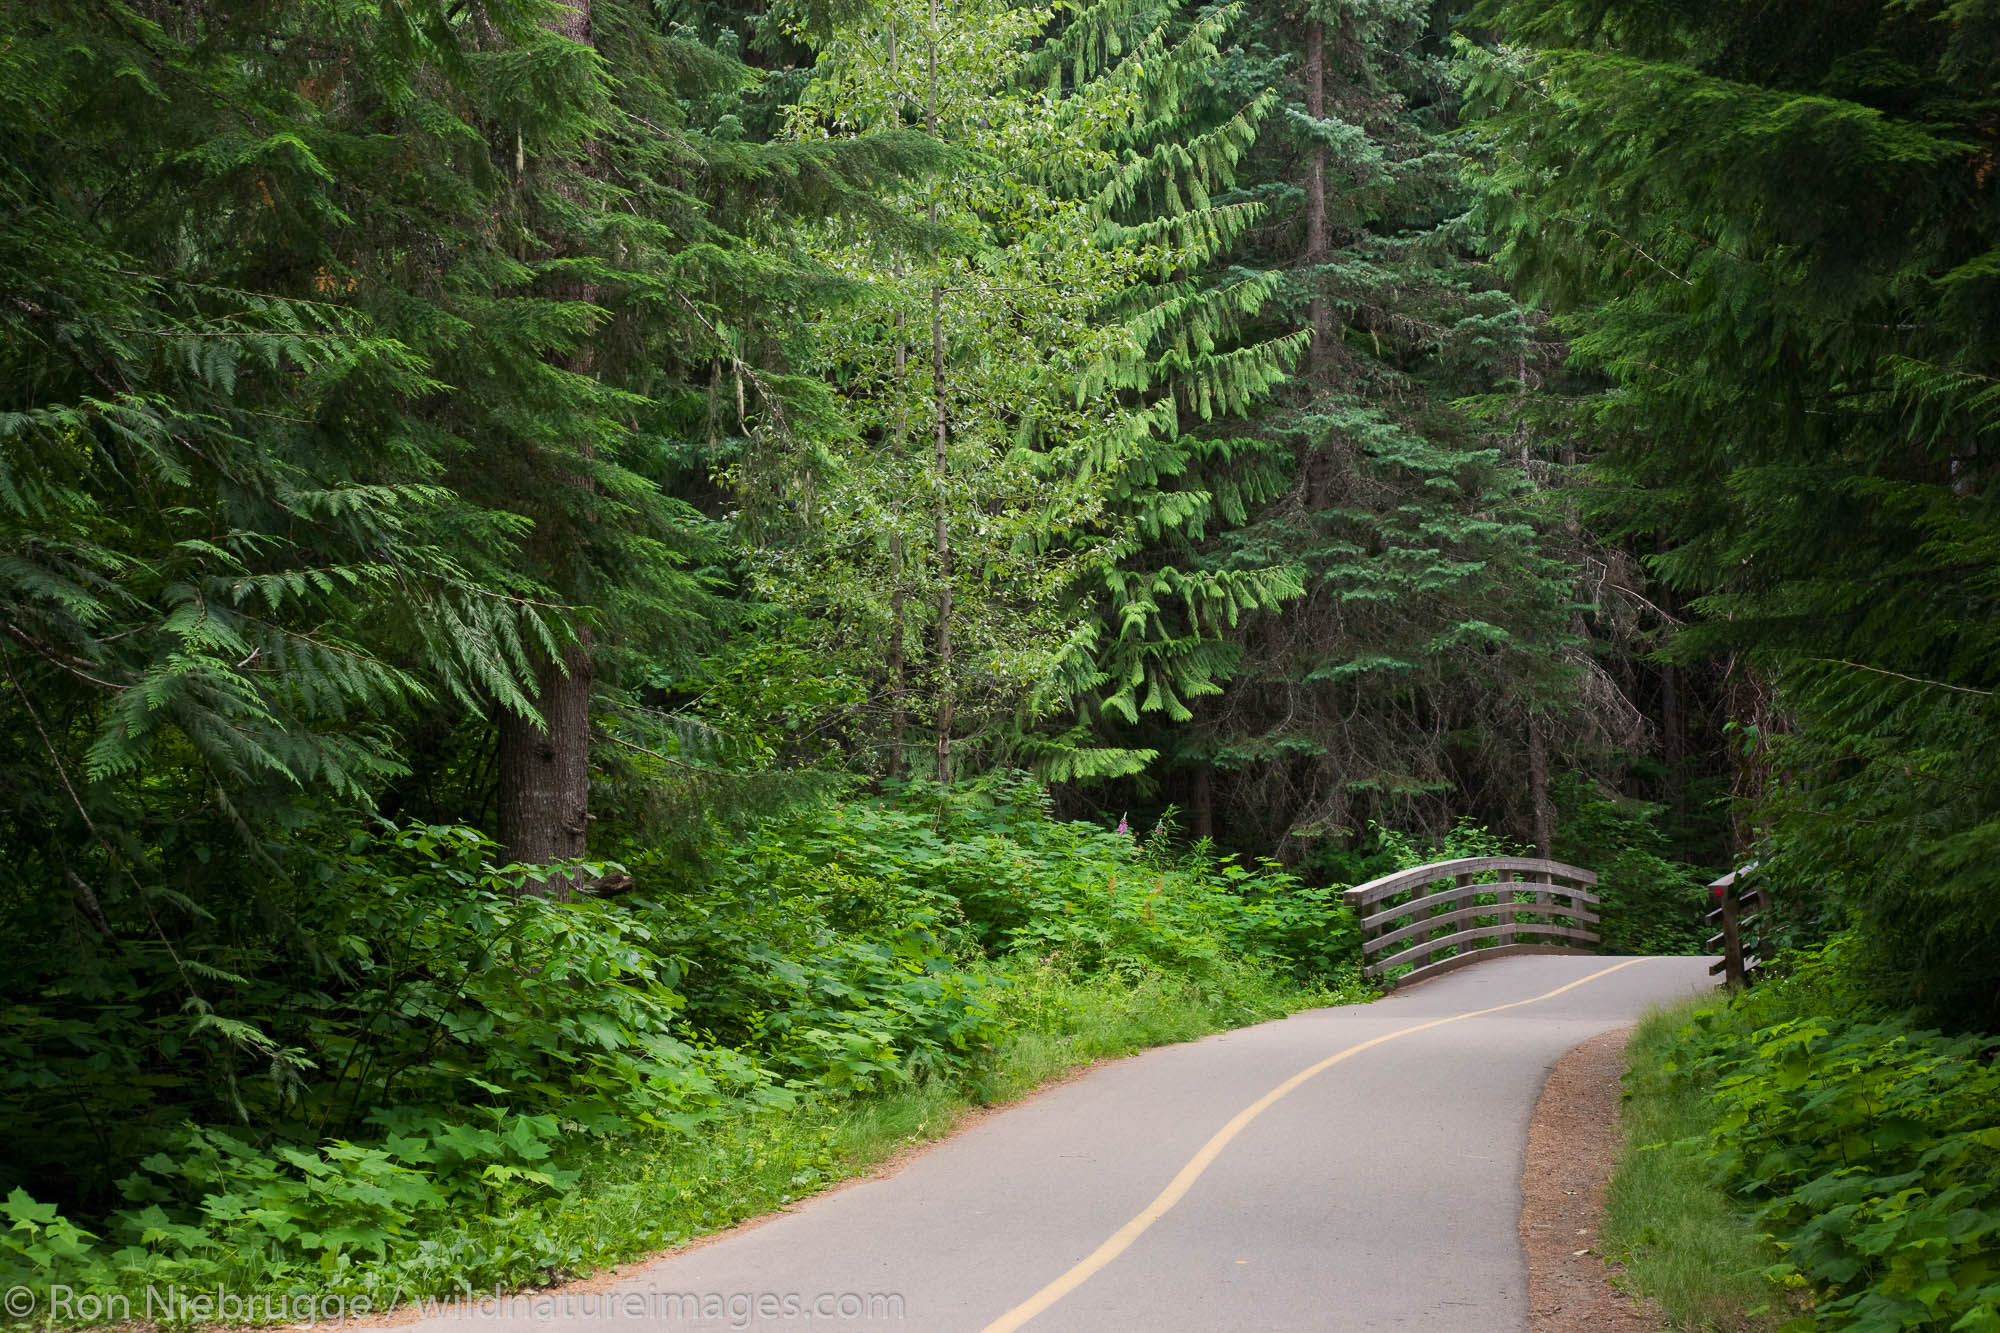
[1035,0,1311,779]
[1553,774,1711,955]
[1757,663,2000,1026]
[0,783,1359,1306]
[1606,999,1795,1333]
[0,0,565,977]
[1467,0,2000,1026]
[725,0,1309,786]
[647,774,1363,993]
[0,0,923,1175]
[1658,942,2000,1330]
[0,824,786,1295]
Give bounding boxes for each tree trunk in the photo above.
[1725,657,1773,858]
[1652,542,1689,825]
[1191,766,1214,842]
[497,0,597,884]
[884,24,910,783]
[497,643,594,883]
[930,282,953,786]
[1526,709,1553,859]
[887,531,908,780]
[926,0,953,786]
[1661,660,1687,824]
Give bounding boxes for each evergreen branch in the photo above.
[1577,221,1692,287]
[1807,659,1994,698]
[594,727,744,775]
[1,619,125,690]
[1580,559,1683,627]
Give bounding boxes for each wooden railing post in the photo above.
[1464,874,1481,957]
[1718,889,1744,988]
[1705,863,1764,988]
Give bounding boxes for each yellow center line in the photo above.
[978,957,1647,1333]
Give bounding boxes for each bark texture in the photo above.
[1526,708,1554,858]
[925,0,953,786]
[497,0,598,880]
[497,643,594,877]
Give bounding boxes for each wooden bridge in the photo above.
[1347,855,1768,988]
[1345,856,1602,987]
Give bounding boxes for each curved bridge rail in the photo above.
[1344,856,1601,988]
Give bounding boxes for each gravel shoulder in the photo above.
[1521,1026,1664,1333]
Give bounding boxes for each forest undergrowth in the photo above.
[0,779,1376,1319]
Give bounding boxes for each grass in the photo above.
[1602,998,1797,1332]
[355,959,1367,1312]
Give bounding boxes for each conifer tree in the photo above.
[442,0,948,860]
[0,0,561,911]
[741,0,1312,788]
[1468,0,2000,1023]
[1105,0,1582,851]
[1019,0,1313,786]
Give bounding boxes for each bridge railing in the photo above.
[1706,863,1768,987]
[1344,856,1601,988]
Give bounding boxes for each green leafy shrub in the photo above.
[0,825,792,1298]
[1661,942,2000,1330]
[1,778,1358,1306]
[649,775,1363,992]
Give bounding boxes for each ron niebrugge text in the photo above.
[22,1283,907,1327]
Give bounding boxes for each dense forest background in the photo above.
[2,0,1995,1318]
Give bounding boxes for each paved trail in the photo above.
[410,954,1712,1333]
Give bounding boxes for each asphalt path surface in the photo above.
[407,953,1714,1333]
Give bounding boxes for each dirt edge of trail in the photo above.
[1520,1025,1665,1333]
